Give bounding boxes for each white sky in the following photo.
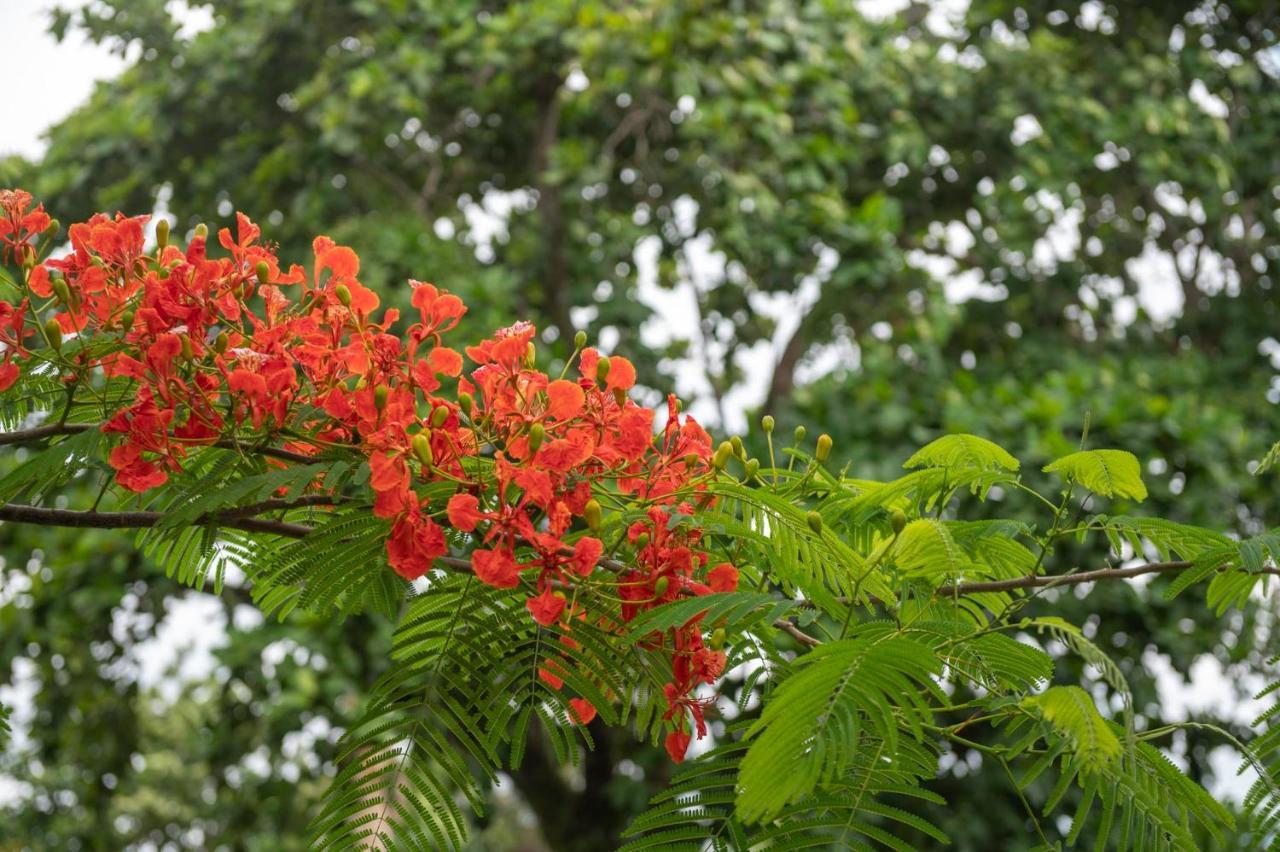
[0,3,128,159]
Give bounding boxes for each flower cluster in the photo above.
[0,189,740,762]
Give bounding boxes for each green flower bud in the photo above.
[712,441,733,471]
[761,414,775,434]
[46,219,60,236]
[180,333,194,360]
[431,405,449,427]
[193,223,208,240]
[794,425,807,443]
[374,385,388,412]
[412,433,434,467]
[214,332,229,354]
[335,284,352,307]
[815,433,833,463]
[652,576,669,597]
[256,260,270,283]
[573,330,588,349]
[458,392,474,417]
[890,508,907,535]
[730,435,745,458]
[583,498,602,530]
[709,627,727,651]
[634,532,651,550]
[743,458,759,480]
[120,309,135,330]
[528,422,545,452]
[51,277,72,305]
[595,356,611,385]
[613,388,627,407]
[806,511,823,534]
[44,319,62,351]
[155,218,169,249]
[523,341,536,368]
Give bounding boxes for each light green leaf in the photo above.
[1024,686,1121,770]
[904,433,1020,473]
[1043,450,1147,502]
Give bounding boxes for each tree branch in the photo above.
[0,422,321,465]
[938,559,1280,595]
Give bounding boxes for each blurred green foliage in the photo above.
[2,0,1278,848]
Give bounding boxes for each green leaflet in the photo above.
[1022,685,1121,770]
[904,433,1020,473]
[1043,449,1148,502]
[737,629,944,823]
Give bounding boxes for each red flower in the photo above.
[385,511,446,580]
[572,537,604,577]
[569,698,597,725]
[665,729,691,763]
[526,588,566,626]
[447,493,485,532]
[472,547,521,589]
[707,563,739,593]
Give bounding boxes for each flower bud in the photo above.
[613,388,626,407]
[374,385,388,412]
[193,223,208,240]
[634,532,650,550]
[595,356,611,385]
[712,441,733,471]
[761,414,775,434]
[730,435,744,458]
[709,628,726,650]
[683,452,700,469]
[412,433,434,467]
[44,319,62,350]
[583,499,602,530]
[573,330,587,349]
[528,422,545,453]
[256,260,270,283]
[335,284,352,307]
[46,219,60,236]
[806,511,823,534]
[652,576,669,597]
[523,341,536,368]
[743,458,759,480]
[180,333,194,360]
[794,425,806,443]
[214,332,229,354]
[458,392,474,417]
[120,309,135,330]
[890,508,907,535]
[51,277,72,305]
[155,218,169,249]
[815,433,832,463]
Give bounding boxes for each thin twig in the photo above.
[0,422,319,465]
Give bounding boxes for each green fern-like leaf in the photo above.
[1257,441,1280,476]
[736,626,944,823]
[904,433,1020,473]
[1023,686,1121,770]
[1043,449,1147,502]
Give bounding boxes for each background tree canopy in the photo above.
[2,1,1278,849]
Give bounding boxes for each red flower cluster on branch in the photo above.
[0,189,742,761]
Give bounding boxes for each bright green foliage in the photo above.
[1023,686,1121,769]
[905,433,1021,474]
[1044,450,1149,502]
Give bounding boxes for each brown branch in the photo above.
[773,618,822,647]
[939,559,1280,596]
[0,502,314,539]
[0,421,320,465]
